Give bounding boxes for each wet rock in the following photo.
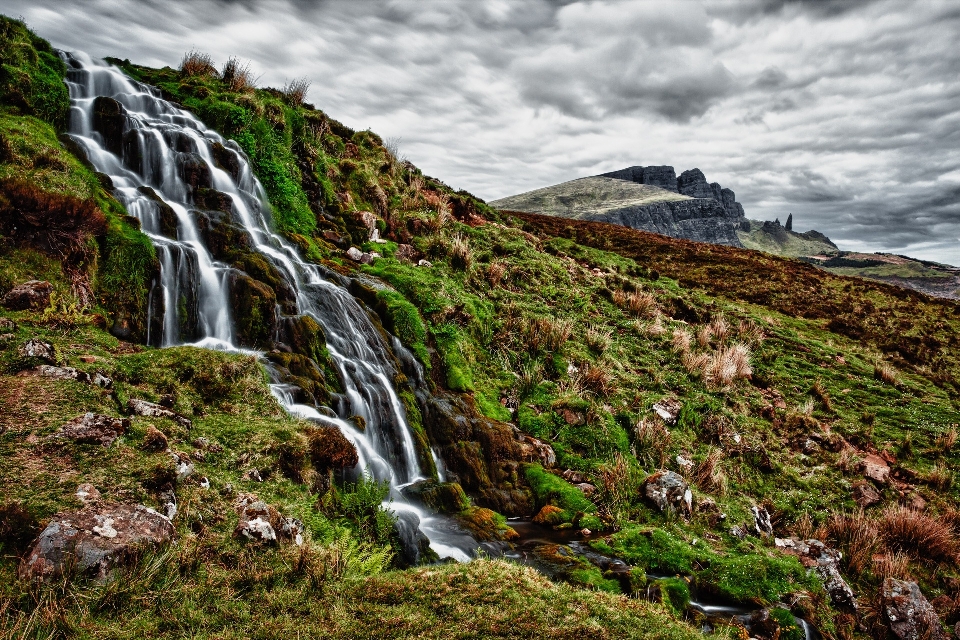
[652,397,682,424]
[642,470,692,515]
[402,480,470,513]
[881,578,947,640]
[3,280,53,310]
[393,509,434,568]
[194,187,234,214]
[54,413,127,447]
[346,246,364,262]
[228,272,277,348]
[18,339,57,364]
[137,186,179,239]
[748,608,781,640]
[18,504,174,581]
[752,505,774,536]
[141,426,169,452]
[210,141,241,182]
[853,480,882,508]
[306,425,359,471]
[128,398,192,430]
[177,152,212,195]
[861,453,891,484]
[91,96,126,156]
[776,537,857,610]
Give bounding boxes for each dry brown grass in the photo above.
[634,417,671,470]
[737,319,766,345]
[585,326,612,354]
[935,427,958,455]
[594,452,637,523]
[925,463,954,490]
[692,447,726,496]
[872,552,912,582]
[613,289,658,318]
[486,260,508,288]
[580,363,613,396]
[671,328,692,353]
[811,378,832,411]
[525,316,573,353]
[819,511,880,575]
[874,360,899,385]
[221,57,256,92]
[282,77,311,106]
[701,343,752,389]
[879,505,958,564]
[449,233,473,270]
[696,324,713,348]
[179,50,217,78]
[642,315,667,337]
[709,313,729,343]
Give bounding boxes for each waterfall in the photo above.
[60,51,476,561]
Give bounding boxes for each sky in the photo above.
[7,0,960,264]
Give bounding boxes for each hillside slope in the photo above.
[2,15,960,640]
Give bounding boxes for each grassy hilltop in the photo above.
[2,15,960,639]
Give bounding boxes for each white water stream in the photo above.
[61,52,474,562]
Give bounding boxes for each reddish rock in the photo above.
[141,426,169,452]
[394,243,420,263]
[853,480,882,508]
[861,453,891,484]
[19,504,174,581]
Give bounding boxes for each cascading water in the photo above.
[60,51,476,561]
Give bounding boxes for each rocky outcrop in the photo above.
[233,493,304,545]
[19,503,175,581]
[128,398,192,430]
[492,165,747,247]
[881,578,946,640]
[775,537,857,610]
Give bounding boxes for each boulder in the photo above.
[141,426,169,452]
[128,398,192,430]
[354,210,378,241]
[401,480,471,513]
[747,608,781,640]
[228,272,277,348]
[92,96,126,156]
[3,280,53,310]
[853,480,882,507]
[393,509,434,568]
[233,494,303,545]
[642,470,692,514]
[18,339,57,364]
[24,365,90,383]
[775,537,857,610]
[346,246,364,262]
[881,578,947,640]
[75,483,101,505]
[54,413,128,447]
[532,504,565,525]
[18,504,174,581]
[861,453,891,484]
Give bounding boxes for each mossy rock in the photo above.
[229,272,276,348]
[456,506,517,541]
[402,480,470,513]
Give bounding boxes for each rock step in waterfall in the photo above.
[60,51,476,562]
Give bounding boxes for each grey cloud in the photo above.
[5,0,960,264]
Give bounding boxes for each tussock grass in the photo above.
[179,49,217,78]
[221,56,256,92]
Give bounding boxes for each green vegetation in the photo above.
[0,16,69,128]
[2,16,960,640]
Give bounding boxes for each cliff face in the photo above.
[494,165,747,247]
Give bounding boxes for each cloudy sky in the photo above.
[9,0,960,264]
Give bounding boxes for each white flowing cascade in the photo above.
[61,52,474,561]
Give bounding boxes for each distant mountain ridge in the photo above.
[491,165,747,247]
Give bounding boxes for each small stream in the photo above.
[500,520,818,639]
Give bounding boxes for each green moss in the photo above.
[569,566,624,594]
[524,463,597,526]
[595,526,702,575]
[0,16,69,129]
[375,288,429,366]
[771,607,805,640]
[650,577,691,616]
[697,552,819,605]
